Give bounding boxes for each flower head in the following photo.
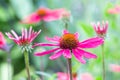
[0,32,6,50]
[6,27,41,52]
[34,30,103,64]
[108,5,120,14]
[92,21,108,38]
[80,72,94,80]
[109,64,120,73]
[57,72,77,80]
[21,7,66,24]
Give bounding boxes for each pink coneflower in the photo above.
[21,7,66,24]
[0,32,6,50]
[57,72,77,80]
[92,21,108,38]
[6,27,41,80]
[80,72,94,80]
[6,27,41,50]
[109,64,120,72]
[108,5,120,14]
[34,30,103,64]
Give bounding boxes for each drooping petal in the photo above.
[72,49,86,64]
[33,43,59,47]
[76,48,97,59]
[63,49,72,58]
[49,50,64,60]
[21,12,41,24]
[34,48,60,56]
[79,37,104,48]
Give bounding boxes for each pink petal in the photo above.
[63,30,69,34]
[72,49,86,64]
[57,72,69,80]
[25,28,28,40]
[109,64,120,72]
[11,30,19,39]
[34,48,60,56]
[45,36,60,42]
[43,8,65,21]
[29,29,41,42]
[21,12,41,24]
[5,32,15,39]
[107,8,118,14]
[79,37,104,48]
[33,43,59,47]
[28,27,32,40]
[0,32,6,47]
[76,48,97,59]
[49,50,64,60]
[74,32,79,39]
[22,28,25,41]
[63,49,72,58]
[80,72,94,80]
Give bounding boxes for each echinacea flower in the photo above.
[6,27,41,80]
[34,30,103,64]
[80,72,94,80]
[109,64,120,72]
[6,27,41,51]
[92,21,108,38]
[0,32,6,50]
[108,5,120,14]
[21,7,66,24]
[57,72,77,80]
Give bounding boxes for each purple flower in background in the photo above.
[34,30,103,64]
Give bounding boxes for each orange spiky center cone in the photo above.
[60,33,79,49]
[37,9,47,17]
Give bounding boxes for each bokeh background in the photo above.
[0,0,120,80]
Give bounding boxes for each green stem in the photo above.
[24,50,31,80]
[40,57,44,80]
[101,44,105,80]
[67,59,72,80]
[65,22,68,30]
[7,52,11,80]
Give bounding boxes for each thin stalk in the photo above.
[101,44,105,80]
[24,50,31,80]
[65,22,68,30]
[40,57,44,80]
[67,58,72,80]
[7,52,11,80]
